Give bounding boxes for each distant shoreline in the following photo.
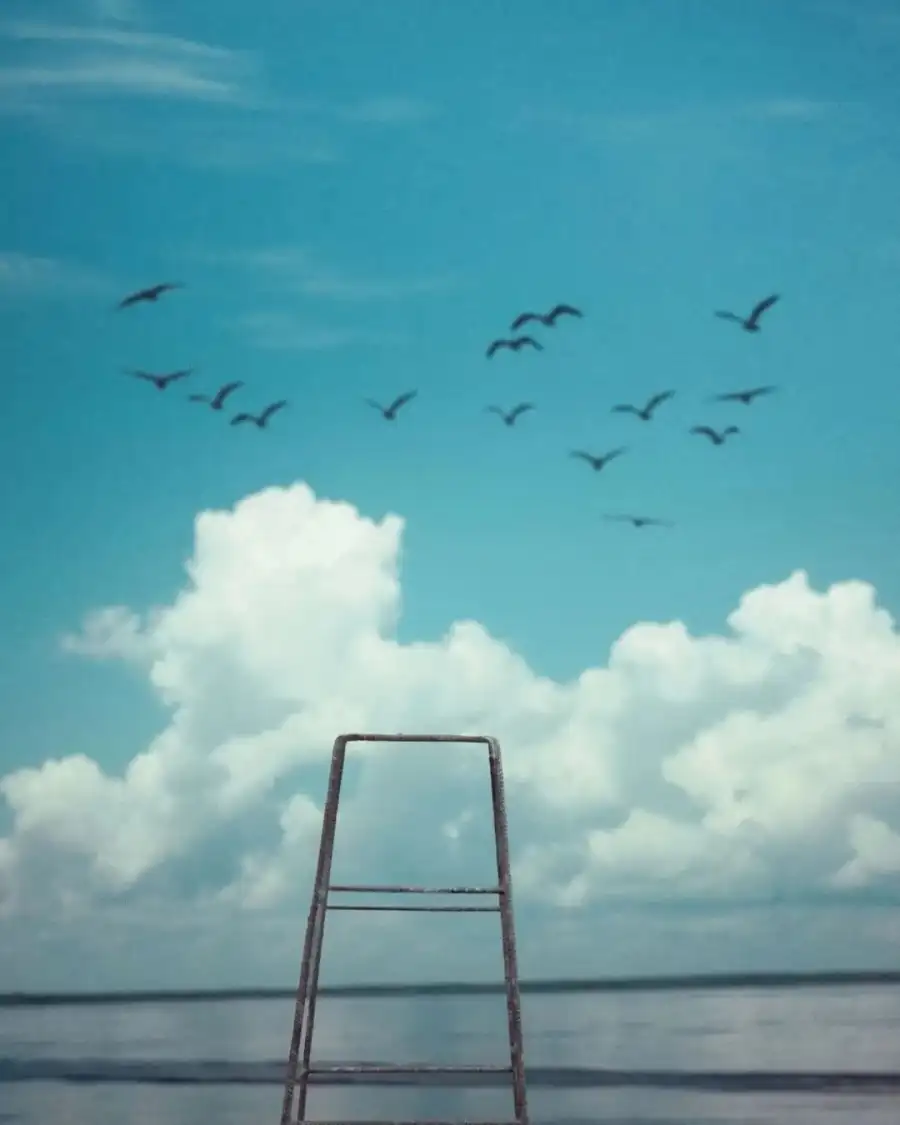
[3,969,899,1008]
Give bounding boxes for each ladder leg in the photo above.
[280,736,349,1125]
[487,739,529,1125]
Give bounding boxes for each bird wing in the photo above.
[230,413,251,426]
[747,384,776,398]
[261,399,288,422]
[118,290,147,308]
[164,369,192,384]
[548,303,582,321]
[612,404,638,415]
[127,369,155,382]
[212,381,243,407]
[570,451,594,463]
[714,310,741,322]
[516,336,542,350]
[486,339,508,357]
[748,293,779,325]
[188,394,209,402]
[510,313,538,330]
[691,425,717,438]
[603,447,627,462]
[645,390,674,413]
[510,402,534,419]
[486,405,505,416]
[714,391,741,402]
[365,399,385,413]
[388,390,417,413]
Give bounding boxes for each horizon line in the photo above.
[3,968,899,1008]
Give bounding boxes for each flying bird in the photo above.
[117,282,183,310]
[510,304,583,331]
[604,514,673,529]
[189,381,244,410]
[486,336,543,358]
[230,400,288,428]
[570,447,627,472]
[714,293,779,332]
[367,390,417,420]
[712,385,776,406]
[486,402,535,427]
[612,390,675,421]
[690,425,740,446]
[125,368,193,391]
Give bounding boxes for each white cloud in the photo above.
[237,311,407,351]
[0,20,257,106]
[336,96,435,126]
[0,250,109,297]
[1,482,899,983]
[514,98,834,144]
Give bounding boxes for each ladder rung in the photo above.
[329,883,502,894]
[326,903,499,913]
[307,1063,513,1075]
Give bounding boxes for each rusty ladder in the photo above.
[279,733,529,1125]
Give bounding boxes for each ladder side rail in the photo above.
[280,735,348,1125]
[293,735,349,1123]
[487,738,529,1125]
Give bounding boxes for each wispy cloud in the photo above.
[0,251,110,298]
[0,20,431,167]
[89,0,144,26]
[201,245,456,303]
[238,312,407,352]
[514,98,834,142]
[335,96,435,126]
[0,17,341,167]
[0,20,258,107]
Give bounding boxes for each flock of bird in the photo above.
[115,283,781,529]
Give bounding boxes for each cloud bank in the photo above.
[2,482,899,987]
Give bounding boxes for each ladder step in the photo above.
[326,903,499,913]
[307,1063,513,1075]
[329,883,502,895]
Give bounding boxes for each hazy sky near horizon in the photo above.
[2,0,900,990]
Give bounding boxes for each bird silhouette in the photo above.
[367,390,417,420]
[486,336,543,358]
[570,447,627,471]
[690,425,740,446]
[189,381,244,410]
[117,282,183,310]
[612,390,675,421]
[715,294,779,332]
[510,304,583,331]
[125,368,193,390]
[486,403,535,427]
[712,385,776,405]
[231,400,288,428]
[604,514,673,529]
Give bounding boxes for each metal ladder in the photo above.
[279,733,529,1125]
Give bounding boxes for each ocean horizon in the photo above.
[4,966,900,1008]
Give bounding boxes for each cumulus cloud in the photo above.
[2,482,899,983]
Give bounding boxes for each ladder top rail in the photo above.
[337,732,501,750]
[329,883,502,894]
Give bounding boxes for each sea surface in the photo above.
[1,983,898,1124]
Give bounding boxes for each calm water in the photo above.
[1,985,898,1124]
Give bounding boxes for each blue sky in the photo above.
[2,0,900,988]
